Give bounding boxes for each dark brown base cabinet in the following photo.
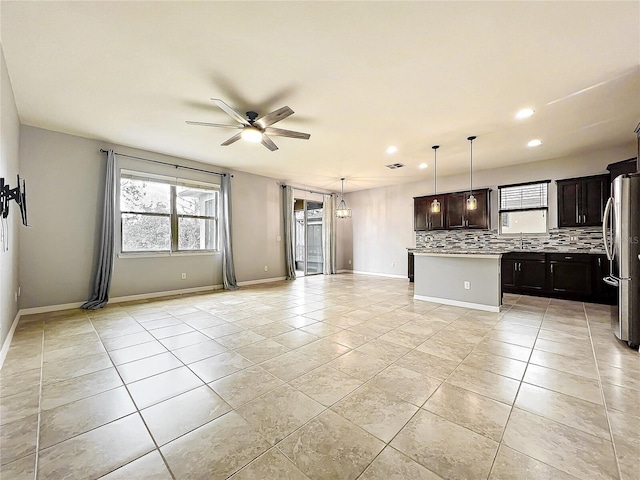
[502,253,615,305]
[408,252,414,282]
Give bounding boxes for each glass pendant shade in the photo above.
[335,178,352,218]
[431,145,440,213]
[431,198,441,213]
[467,136,477,211]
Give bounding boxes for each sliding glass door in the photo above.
[294,199,323,276]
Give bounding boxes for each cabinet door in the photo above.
[518,259,547,293]
[593,255,616,304]
[501,258,517,290]
[549,259,592,295]
[414,197,428,231]
[446,193,466,229]
[426,194,447,230]
[408,252,415,283]
[557,180,580,227]
[582,176,610,226]
[466,190,489,229]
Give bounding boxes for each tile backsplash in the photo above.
[415,226,606,253]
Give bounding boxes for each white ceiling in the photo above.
[1,1,639,193]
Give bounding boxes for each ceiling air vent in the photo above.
[386,163,405,169]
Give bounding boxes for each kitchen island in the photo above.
[413,251,503,312]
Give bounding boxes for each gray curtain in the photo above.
[82,150,116,309]
[322,194,337,274]
[221,174,238,290]
[282,186,296,280]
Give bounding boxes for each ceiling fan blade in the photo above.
[221,132,243,146]
[264,127,311,140]
[211,98,250,126]
[255,106,294,128]
[186,121,243,129]
[261,135,279,151]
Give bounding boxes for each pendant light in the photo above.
[430,145,441,213]
[467,136,477,211]
[335,177,352,218]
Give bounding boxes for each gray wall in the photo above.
[0,45,21,349]
[344,143,636,277]
[17,126,300,308]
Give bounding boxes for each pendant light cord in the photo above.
[467,136,476,193]
[432,145,439,194]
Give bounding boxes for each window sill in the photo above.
[118,251,220,259]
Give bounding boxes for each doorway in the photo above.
[294,199,324,276]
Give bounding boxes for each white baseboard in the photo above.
[238,276,287,286]
[352,270,407,280]
[413,294,502,313]
[0,311,21,370]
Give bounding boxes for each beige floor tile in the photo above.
[529,348,599,379]
[236,384,324,445]
[416,333,476,362]
[355,339,410,364]
[37,413,155,479]
[159,330,211,350]
[534,338,593,359]
[607,408,640,480]
[0,414,38,466]
[515,383,610,439]
[327,350,390,382]
[0,367,40,398]
[210,365,285,408]
[138,316,183,330]
[462,351,528,380]
[602,382,640,418]
[473,338,532,362]
[39,386,135,449]
[599,364,640,391]
[446,364,520,405]
[230,448,309,480]
[235,339,291,363]
[128,366,203,409]
[359,446,443,480]
[109,341,168,366]
[485,329,538,348]
[295,339,350,363]
[161,411,270,479]
[100,450,172,479]
[217,330,267,349]
[368,364,441,407]
[141,385,231,445]
[378,329,425,349]
[171,339,227,364]
[423,382,511,441]
[200,322,244,339]
[116,351,182,384]
[502,408,618,480]
[259,351,324,382]
[189,351,253,383]
[43,340,106,364]
[391,409,498,480]
[101,331,156,351]
[300,322,344,338]
[489,445,580,480]
[0,384,40,426]
[523,363,603,404]
[0,453,36,480]
[94,319,146,339]
[149,323,195,340]
[41,368,123,411]
[43,330,100,352]
[278,409,385,480]
[348,322,394,337]
[250,321,295,338]
[281,316,318,328]
[290,365,363,406]
[332,384,418,443]
[325,329,375,349]
[41,351,112,385]
[271,329,319,349]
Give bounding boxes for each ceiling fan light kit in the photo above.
[187,98,310,151]
[336,178,352,219]
[467,135,477,211]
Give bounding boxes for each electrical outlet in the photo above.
[264,265,268,271]
[570,236,578,241]
[464,281,470,290]
[348,259,352,265]
[181,273,187,280]
[14,292,18,302]
[276,235,282,242]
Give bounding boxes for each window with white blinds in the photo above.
[498,180,550,234]
[499,181,550,212]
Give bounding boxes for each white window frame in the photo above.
[119,169,220,256]
[498,180,550,235]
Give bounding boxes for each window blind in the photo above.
[499,181,549,212]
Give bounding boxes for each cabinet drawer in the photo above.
[547,253,591,263]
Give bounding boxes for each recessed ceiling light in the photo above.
[418,163,428,169]
[386,146,398,154]
[516,108,535,119]
[527,139,542,147]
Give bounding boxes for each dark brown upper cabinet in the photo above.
[446,189,490,230]
[413,194,447,231]
[556,174,610,228]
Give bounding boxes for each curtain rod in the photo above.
[100,149,230,177]
[282,184,334,196]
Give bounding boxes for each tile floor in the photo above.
[1,274,639,479]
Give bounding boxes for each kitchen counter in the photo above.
[408,247,606,255]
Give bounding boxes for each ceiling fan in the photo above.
[186,98,310,151]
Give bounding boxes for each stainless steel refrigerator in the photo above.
[602,173,640,348]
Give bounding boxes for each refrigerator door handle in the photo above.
[603,275,619,287]
[602,196,614,261]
